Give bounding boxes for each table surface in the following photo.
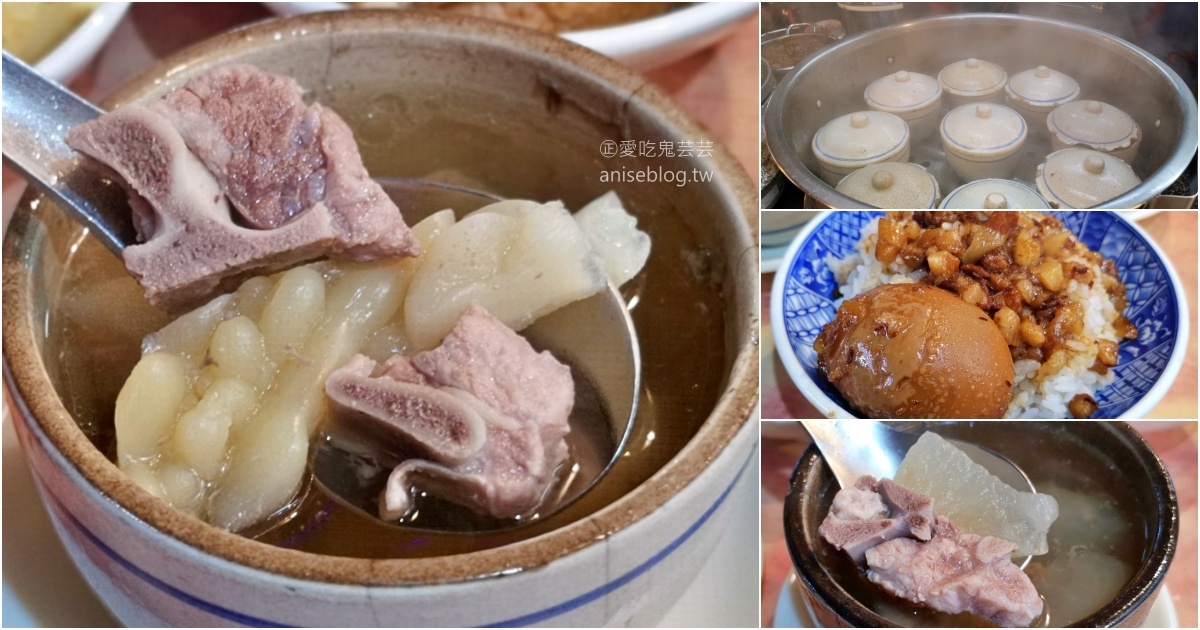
[1,4,759,627]
[759,422,1199,628]
[762,211,1200,420]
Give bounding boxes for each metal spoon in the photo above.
[799,420,1034,493]
[2,51,134,254]
[2,50,641,533]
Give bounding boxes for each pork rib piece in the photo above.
[818,475,935,563]
[325,305,574,520]
[866,516,1043,628]
[66,63,418,311]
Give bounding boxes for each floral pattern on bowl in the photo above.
[770,211,1187,419]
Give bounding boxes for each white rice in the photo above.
[831,217,1118,419]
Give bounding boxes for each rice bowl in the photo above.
[771,211,1187,419]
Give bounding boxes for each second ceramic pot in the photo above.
[940,102,1027,181]
[812,110,911,186]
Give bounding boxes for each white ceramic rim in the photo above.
[813,112,910,168]
[834,163,940,209]
[863,72,942,113]
[769,211,1189,420]
[261,2,757,68]
[937,59,1007,97]
[941,103,1028,156]
[1037,148,1141,208]
[769,210,855,420]
[1048,103,1139,151]
[32,2,131,83]
[939,179,1050,209]
[1005,68,1081,105]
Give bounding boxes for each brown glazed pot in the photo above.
[784,421,1178,628]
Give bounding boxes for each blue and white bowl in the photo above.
[770,211,1188,419]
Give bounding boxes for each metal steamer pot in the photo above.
[765,14,1198,209]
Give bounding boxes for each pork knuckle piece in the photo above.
[818,475,935,563]
[866,516,1044,627]
[66,64,418,311]
[325,305,574,520]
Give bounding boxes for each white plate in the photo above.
[772,570,1178,628]
[25,2,131,84]
[262,2,756,70]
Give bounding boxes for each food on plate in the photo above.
[2,3,98,63]
[67,64,419,311]
[825,211,1138,418]
[347,2,675,33]
[895,432,1058,557]
[820,472,1045,627]
[813,284,1014,419]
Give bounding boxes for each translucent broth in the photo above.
[44,192,729,558]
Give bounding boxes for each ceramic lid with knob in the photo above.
[938,58,1007,98]
[865,70,942,112]
[836,162,940,208]
[939,179,1051,209]
[812,110,909,168]
[1047,100,1140,151]
[941,103,1027,157]
[1036,148,1142,208]
[1006,65,1080,106]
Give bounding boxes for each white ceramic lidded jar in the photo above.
[1036,148,1142,208]
[864,70,943,144]
[835,162,940,208]
[940,102,1027,182]
[938,58,1007,108]
[811,111,910,186]
[939,179,1051,209]
[1047,100,1141,164]
[1005,65,1080,132]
